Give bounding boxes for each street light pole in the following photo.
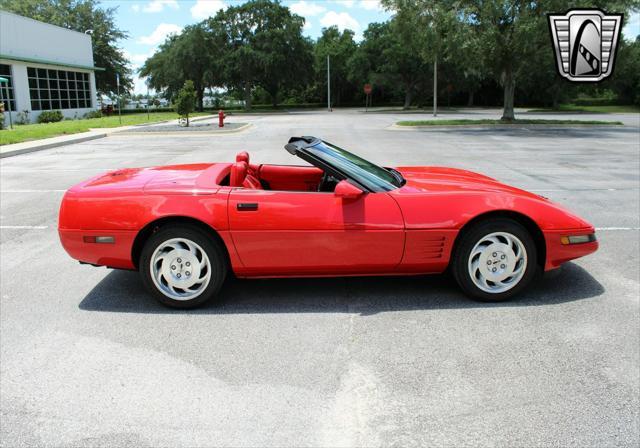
[433,56,437,117]
[327,55,331,112]
[116,73,122,125]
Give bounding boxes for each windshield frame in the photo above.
[289,138,404,192]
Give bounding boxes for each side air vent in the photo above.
[419,235,446,259]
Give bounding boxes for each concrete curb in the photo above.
[388,123,625,131]
[0,132,107,159]
[114,122,253,136]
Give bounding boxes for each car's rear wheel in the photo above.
[452,219,538,301]
[140,225,227,308]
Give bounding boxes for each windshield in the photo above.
[306,140,403,191]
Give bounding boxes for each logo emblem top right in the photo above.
[548,9,623,82]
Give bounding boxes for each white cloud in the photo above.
[320,11,360,32]
[123,49,156,68]
[359,0,383,11]
[332,0,355,7]
[191,0,226,20]
[290,1,326,17]
[137,23,182,45]
[142,0,179,13]
[131,4,140,12]
[132,74,152,94]
[303,20,312,31]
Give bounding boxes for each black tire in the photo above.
[139,224,228,309]
[451,218,538,302]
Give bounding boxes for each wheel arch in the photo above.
[451,210,546,269]
[131,216,230,270]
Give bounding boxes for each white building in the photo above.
[0,10,99,123]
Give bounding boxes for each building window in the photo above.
[0,64,16,112]
[27,67,92,110]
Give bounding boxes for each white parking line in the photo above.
[532,188,638,192]
[0,225,49,229]
[0,190,66,193]
[0,168,116,172]
[596,227,640,231]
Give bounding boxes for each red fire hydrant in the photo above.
[218,109,226,128]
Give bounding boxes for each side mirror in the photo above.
[334,180,364,199]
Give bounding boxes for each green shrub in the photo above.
[83,109,103,119]
[174,80,196,126]
[37,110,64,123]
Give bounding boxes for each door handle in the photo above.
[237,203,258,211]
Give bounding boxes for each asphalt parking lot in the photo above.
[1,109,639,447]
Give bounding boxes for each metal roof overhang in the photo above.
[0,54,105,71]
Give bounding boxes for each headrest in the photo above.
[230,161,248,187]
[236,151,250,164]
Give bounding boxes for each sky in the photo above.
[107,0,392,93]
[104,0,640,94]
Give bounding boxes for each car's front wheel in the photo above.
[452,219,538,301]
[140,225,227,308]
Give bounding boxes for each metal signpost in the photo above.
[0,76,13,129]
[363,83,372,112]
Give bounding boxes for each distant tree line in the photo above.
[2,0,638,120]
[140,0,639,120]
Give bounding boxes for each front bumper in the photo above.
[544,228,598,270]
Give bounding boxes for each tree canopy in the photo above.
[139,0,640,112]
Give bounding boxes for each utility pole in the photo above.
[433,56,437,117]
[116,73,122,125]
[327,55,331,112]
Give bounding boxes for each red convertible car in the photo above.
[59,137,598,308]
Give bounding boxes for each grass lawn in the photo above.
[527,104,640,113]
[396,118,624,127]
[0,112,210,146]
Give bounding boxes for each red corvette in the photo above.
[59,137,598,308]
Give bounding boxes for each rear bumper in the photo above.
[544,228,598,271]
[58,228,137,270]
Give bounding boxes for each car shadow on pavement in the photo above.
[78,262,604,315]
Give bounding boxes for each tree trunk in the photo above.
[197,88,204,112]
[467,90,475,107]
[244,82,252,111]
[501,67,516,121]
[551,86,560,109]
[271,89,279,108]
[403,87,413,110]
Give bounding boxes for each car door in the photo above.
[227,188,405,276]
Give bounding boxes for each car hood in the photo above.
[394,166,540,198]
[68,163,229,195]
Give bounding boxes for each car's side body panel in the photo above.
[228,189,405,275]
[58,161,598,277]
[58,164,235,270]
